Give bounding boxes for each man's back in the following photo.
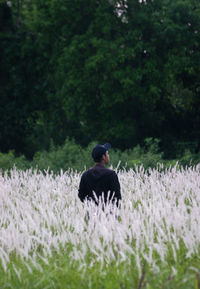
[78,164,121,206]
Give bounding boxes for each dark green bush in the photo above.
[179,150,200,167]
[0,138,200,173]
[0,151,30,171]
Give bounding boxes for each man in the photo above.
[78,143,121,207]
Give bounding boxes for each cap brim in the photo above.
[104,143,111,150]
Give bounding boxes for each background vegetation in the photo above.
[0,137,200,173]
[0,0,200,169]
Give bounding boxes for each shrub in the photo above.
[0,150,29,172]
[0,138,200,173]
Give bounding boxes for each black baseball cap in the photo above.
[92,143,111,161]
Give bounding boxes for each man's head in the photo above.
[92,143,111,164]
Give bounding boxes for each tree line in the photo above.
[0,0,200,159]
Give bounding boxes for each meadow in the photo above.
[0,164,200,289]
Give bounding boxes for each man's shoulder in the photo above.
[94,165,115,173]
[104,167,116,175]
[81,165,116,176]
[93,165,117,177]
[81,167,94,177]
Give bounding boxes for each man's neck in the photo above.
[95,161,106,166]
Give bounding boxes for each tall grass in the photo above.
[0,164,200,288]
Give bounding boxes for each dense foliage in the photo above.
[0,137,200,173]
[0,0,200,158]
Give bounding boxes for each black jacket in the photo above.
[78,164,121,206]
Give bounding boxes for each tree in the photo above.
[1,0,200,156]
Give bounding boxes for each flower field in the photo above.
[0,165,200,289]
